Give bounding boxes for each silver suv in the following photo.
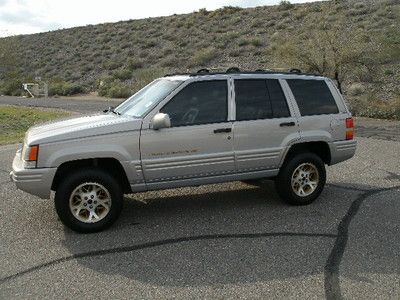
[10,68,356,233]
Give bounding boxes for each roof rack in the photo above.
[289,68,302,73]
[164,68,320,77]
[197,68,210,74]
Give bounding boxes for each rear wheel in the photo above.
[54,169,123,233]
[275,153,326,205]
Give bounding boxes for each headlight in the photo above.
[22,144,39,168]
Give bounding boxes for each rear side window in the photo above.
[287,79,338,116]
[235,80,272,121]
[235,79,290,121]
[161,80,228,127]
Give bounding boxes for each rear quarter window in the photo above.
[287,79,339,116]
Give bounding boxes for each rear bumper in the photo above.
[10,151,56,199]
[329,140,357,165]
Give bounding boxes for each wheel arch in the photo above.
[51,158,131,194]
[281,141,331,166]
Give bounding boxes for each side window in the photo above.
[266,79,290,118]
[287,79,339,116]
[160,80,227,127]
[235,80,272,121]
[234,79,290,121]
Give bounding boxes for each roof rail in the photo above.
[164,68,320,77]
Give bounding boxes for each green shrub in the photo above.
[189,47,217,66]
[229,49,241,57]
[131,68,166,92]
[0,79,23,96]
[238,38,263,47]
[347,7,369,17]
[163,48,173,56]
[198,8,209,16]
[250,38,263,47]
[143,40,157,48]
[238,38,250,47]
[384,69,394,76]
[217,32,240,46]
[106,81,132,98]
[98,77,132,98]
[251,20,264,28]
[103,60,123,70]
[112,68,132,80]
[211,6,242,17]
[279,1,294,10]
[127,58,143,70]
[98,68,165,98]
[48,81,83,96]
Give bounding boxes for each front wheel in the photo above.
[54,169,123,233]
[275,153,326,205]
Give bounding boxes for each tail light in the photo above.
[345,117,354,140]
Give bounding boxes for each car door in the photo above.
[140,79,235,185]
[232,77,301,172]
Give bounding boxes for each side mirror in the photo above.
[152,113,171,130]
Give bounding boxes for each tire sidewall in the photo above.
[55,169,123,233]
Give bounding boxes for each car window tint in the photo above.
[266,79,290,118]
[235,80,272,121]
[287,79,339,115]
[161,80,228,127]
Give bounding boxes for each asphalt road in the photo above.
[0,135,399,299]
[0,95,121,114]
[1,95,400,142]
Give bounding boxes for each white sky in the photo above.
[0,0,319,37]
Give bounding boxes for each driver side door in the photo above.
[140,79,235,185]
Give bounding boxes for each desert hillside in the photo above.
[0,0,399,118]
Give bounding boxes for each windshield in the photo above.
[114,79,183,117]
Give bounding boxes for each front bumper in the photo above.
[10,151,57,199]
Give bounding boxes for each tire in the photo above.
[54,168,123,233]
[275,153,326,205]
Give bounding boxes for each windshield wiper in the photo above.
[103,106,121,115]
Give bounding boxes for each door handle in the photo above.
[280,122,296,127]
[214,128,232,133]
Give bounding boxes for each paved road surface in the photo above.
[1,95,399,142]
[0,136,399,299]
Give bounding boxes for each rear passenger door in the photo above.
[285,79,344,142]
[232,78,301,172]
